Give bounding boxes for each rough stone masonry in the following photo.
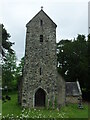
[21,8,65,108]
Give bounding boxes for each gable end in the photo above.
[26,9,57,27]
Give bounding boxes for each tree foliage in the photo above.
[57,34,88,91]
[15,57,24,81]
[2,52,17,89]
[2,53,24,90]
[1,24,14,58]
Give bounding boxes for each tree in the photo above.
[2,52,17,90]
[16,57,24,78]
[87,34,90,91]
[57,34,88,91]
[0,24,14,58]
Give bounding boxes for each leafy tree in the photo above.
[16,57,24,79]
[12,56,24,93]
[57,34,88,92]
[2,52,17,90]
[87,34,90,91]
[1,24,14,58]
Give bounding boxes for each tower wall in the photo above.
[22,10,65,108]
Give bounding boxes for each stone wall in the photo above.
[21,10,65,108]
[66,96,79,104]
[57,73,65,107]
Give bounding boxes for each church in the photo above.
[18,7,82,108]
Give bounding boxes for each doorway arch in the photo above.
[35,88,46,107]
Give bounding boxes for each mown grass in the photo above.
[2,91,22,116]
[0,100,2,120]
[2,91,88,119]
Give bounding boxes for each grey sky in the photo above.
[88,1,90,33]
[0,0,89,61]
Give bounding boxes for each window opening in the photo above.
[40,35,43,42]
[40,20,43,26]
[40,68,41,75]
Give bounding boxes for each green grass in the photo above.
[0,100,2,120]
[2,92,88,119]
[2,92,22,117]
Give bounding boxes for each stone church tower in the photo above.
[21,8,65,108]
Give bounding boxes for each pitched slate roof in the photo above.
[66,81,82,96]
[26,9,57,27]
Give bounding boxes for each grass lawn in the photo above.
[2,92,88,119]
[0,100,2,120]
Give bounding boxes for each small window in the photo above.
[40,68,41,75]
[40,20,43,26]
[40,35,43,42]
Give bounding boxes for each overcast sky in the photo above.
[0,0,89,61]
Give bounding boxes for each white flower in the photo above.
[61,115,63,118]
[20,116,22,119]
[50,115,52,117]
[2,116,5,118]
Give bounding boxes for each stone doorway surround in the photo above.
[33,87,47,107]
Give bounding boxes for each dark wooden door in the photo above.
[35,88,46,107]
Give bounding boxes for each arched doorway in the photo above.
[35,88,46,107]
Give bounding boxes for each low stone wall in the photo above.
[66,96,79,104]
